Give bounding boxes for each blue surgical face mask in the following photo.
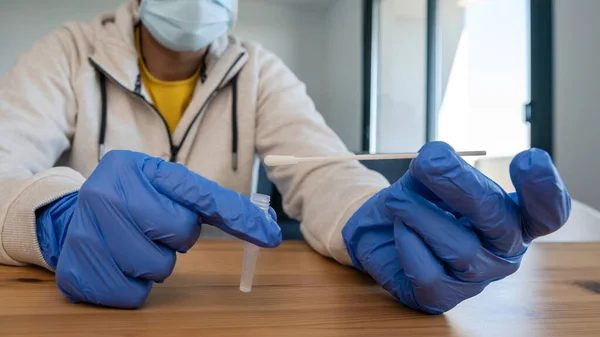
[140,0,233,52]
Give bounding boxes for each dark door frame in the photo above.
[362,0,375,152]
[529,0,554,158]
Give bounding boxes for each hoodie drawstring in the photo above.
[231,74,239,171]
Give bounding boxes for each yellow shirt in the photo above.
[135,27,200,134]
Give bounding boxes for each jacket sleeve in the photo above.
[254,48,390,266]
[0,27,86,270]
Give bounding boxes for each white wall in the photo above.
[0,0,125,75]
[377,0,427,153]
[553,0,600,210]
[325,0,363,152]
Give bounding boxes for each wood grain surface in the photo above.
[0,241,599,337]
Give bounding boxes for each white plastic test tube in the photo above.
[239,193,271,293]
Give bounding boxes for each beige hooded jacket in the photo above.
[0,0,390,271]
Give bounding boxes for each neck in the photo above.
[140,25,208,82]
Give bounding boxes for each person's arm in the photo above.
[254,47,390,265]
[0,27,86,269]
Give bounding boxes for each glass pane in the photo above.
[435,0,531,158]
[375,0,428,153]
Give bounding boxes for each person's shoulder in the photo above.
[227,35,301,87]
[38,11,112,65]
[10,19,97,77]
[226,35,276,58]
[58,20,95,52]
[228,35,288,70]
[43,2,134,71]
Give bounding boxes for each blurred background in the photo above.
[1,0,598,241]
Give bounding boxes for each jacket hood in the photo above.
[88,0,243,95]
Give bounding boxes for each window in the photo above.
[434,0,531,158]
[365,0,553,158]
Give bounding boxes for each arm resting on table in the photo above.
[254,47,390,265]
[0,28,86,270]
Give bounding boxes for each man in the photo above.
[0,0,571,314]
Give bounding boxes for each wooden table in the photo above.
[0,241,599,336]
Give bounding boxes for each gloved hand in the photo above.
[342,141,571,314]
[36,150,281,308]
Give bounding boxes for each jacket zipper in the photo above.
[89,58,175,160]
[89,53,245,162]
[174,53,246,159]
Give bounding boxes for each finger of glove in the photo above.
[55,216,153,309]
[409,141,524,256]
[393,219,457,314]
[142,157,282,248]
[81,204,177,282]
[127,176,202,253]
[386,184,496,282]
[509,148,572,241]
[395,219,493,314]
[90,150,202,252]
[395,171,460,216]
[351,225,422,311]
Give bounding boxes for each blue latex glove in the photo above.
[36,150,281,308]
[342,141,571,314]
